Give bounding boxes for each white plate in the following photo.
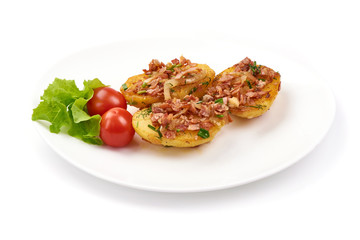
[33,37,336,192]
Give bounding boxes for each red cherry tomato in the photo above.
[100,107,135,147]
[87,87,127,116]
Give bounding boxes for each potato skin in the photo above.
[132,108,225,147]
[121,64,215,109]
[212,66,281,119]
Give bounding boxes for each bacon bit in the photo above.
[199,105,211,118]
[230,87,240,95]
[222,97,228,105]
[149,95,229,139]
[183,95,198,102]
[174,67,200,80]
[214,102,228,114]
[257,80,266,88]
[219,74,236,82]
[215,85,223,96]
[179,56,192,66]
[239,94,251,105]
[143,59,166,73]
[246,91,261,98]
[171,58,180,65]
[158,73,169,79]
[158,113,173,126]
[200,121,213,130]
[234,57,253,72]
[163,130,176,139]
[136,56,205,98]
[245,72,259,82]
[188,124,200,131]
[176,124,188,131]
[202,94,213,102]
[189,102,198,114]
[173,108,188,118]
[260,66,276,80]
[227,113,233,123]
[146,85,162,96]
[248,91,269,98]
[150,113,164,122]
[206,58,279,110]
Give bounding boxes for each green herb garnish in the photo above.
[122,83,128,91]
[137,90,147,94]
[148,124,162,139]
[167,63,182,72]
[246,79,252,89]
[189,87,197,94]
[202,81,209,86]
[129,100,137,105]
[197,128,210,139]
[215,98,223,104]
[139,108,151,118]
[247,104,266,109]
[249,61,261,75]
[216,114,224,118]
[148,124,156,131]
[141,82,148,88]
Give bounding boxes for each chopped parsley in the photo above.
[216,114,224,118]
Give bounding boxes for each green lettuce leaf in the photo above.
[41,78,82,106]
[32,78,107,145]
[31,100,71,133]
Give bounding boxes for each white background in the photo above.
[1,0,359,239]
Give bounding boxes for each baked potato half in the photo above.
[132,96,230,147]
[206,57,281,119]
[120,57,215,109]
